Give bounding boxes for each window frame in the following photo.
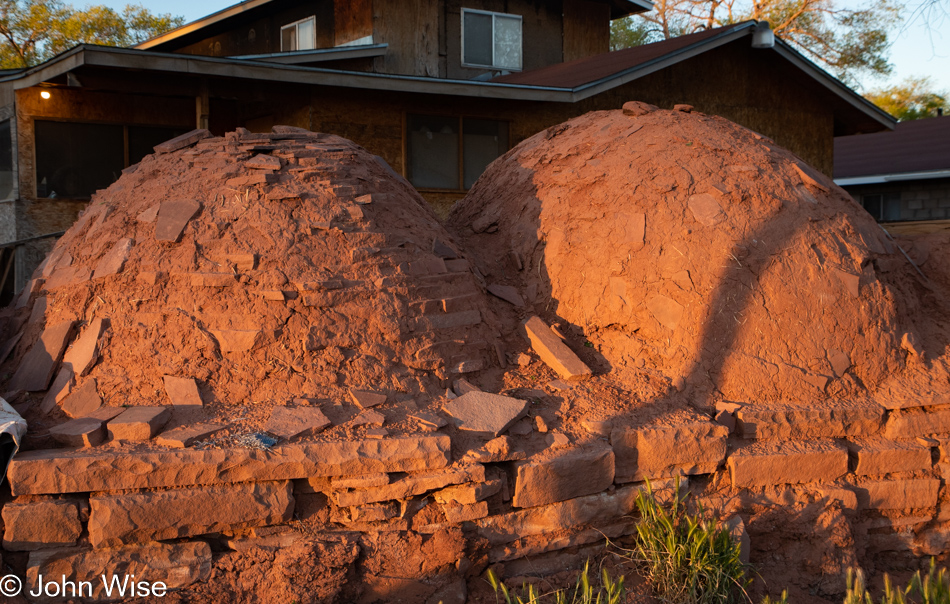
[460,8,523,71]
[403,112,511,193]
[280,16,316,52]
[860,192,903,222]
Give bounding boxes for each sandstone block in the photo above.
[885,409,950,439]
[855,479,940,510]
[488,284,525,307]
[332,473,389,489]
[10,320,75,392]
[163,375,203,406]
[89,481,293,548]
[477,485,642,546]
[331,464,485,507]
[443,391,529,437]
[211,329,263,352]
[727,440,848,487]
[512,445,615,508]
[847,438,932,475]
[435,480,503,505]
[27,542,211,602]
[190,272,234,287]
[523,316,591,381]
[3,500,82,551]
[49,417,106,447]
[9,435,451,495]
[737,400,885,439]
[265,405,332,439]
[443,501,489,523]
[612,422,727,482]
[107,406,171,441]
[59,378,102,418]
[40,366,74,415]
[155,199,201,242]
[155,422,228,448]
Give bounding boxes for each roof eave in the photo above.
[136,0,274,51]
[835,169,950,186]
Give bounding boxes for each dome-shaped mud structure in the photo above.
[449,103,948,404]
[4,127,503,436]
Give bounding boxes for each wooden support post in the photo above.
[196,80,210,130]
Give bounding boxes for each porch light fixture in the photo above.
[40,90,51,100]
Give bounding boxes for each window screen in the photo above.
[297,17,315,50]
[281,25,297,51]
[281,17,315,51]
[35,121,124,199]
[0,120,13,201]
[408,114,459,189]
[463,12,492,66]
[493,15,522,70]
[463,118,508,188]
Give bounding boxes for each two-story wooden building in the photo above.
[0,0,892,298]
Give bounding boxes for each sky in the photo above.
[104,0,950,95]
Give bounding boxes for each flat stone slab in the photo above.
[611,421,727,482]
[211,329,263,352]
[163,375,203,406]
[27,541,211,602]
[155,422,228,448]
[89,481,293,548]
[477,484,643,546]
[512,445,615,508]
[885,408,950,439]
[93,237,133,279]
[49,417,106,447]
[488,284,525,307]
[153,128,211,153]
[62,317,107,377]
[736,400,885,440]
[331,464,485,507]
[349,389,387,409]
[443,391,529,437]
[40,366,75,415]
[847,438,932,476]
[3,500,82,551]
[10,320,75,392]
[107,406,171,441]
[155,199,201,242]
[727,439,848,488]
[59,378,102,419]
[854,479,940,510]
[523,316,592,381]
[265,405,332,439]
[8,434,452,495]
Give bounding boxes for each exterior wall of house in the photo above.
[843,178,950,223]
[563,0,610,61]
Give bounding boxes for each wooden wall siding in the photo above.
[335,0,373,46]
[444,0,564,80]
[372,0,442,77]
[175,1,335,57]
[562,0,609,61]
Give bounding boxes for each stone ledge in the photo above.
[727,439,848,487]
[736,400,885,440]
[612,422,727,482]
[7,435,451,495]
[854,479,940,510]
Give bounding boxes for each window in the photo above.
[462,9,522,71]
[35,121,185,199]
[281,17,316,52]
[407,114,509,190]
[861,193,902,222]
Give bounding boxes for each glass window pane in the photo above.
[128,126,188,165]
[281,25,297,51]
[463,12,492,66]
[0,120,13,200]
[494,15,522,70]
[297,18,315,50]
[408,114,459,189]
[463,118,508,188]
[35,121,124,199]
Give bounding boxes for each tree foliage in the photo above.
[867,76,949,120]
[0,0,184,68]
[609,0,900,84]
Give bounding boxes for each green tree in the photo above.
[609,0,900,84]
[0,0,183,68]
[867,76,949,120]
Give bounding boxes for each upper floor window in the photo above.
[281,16,316,52]
[461,9,522,71]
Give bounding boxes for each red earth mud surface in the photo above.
[448,103,950,409]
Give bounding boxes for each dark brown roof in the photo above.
[493,23,747,88]
[834,116,950,179]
